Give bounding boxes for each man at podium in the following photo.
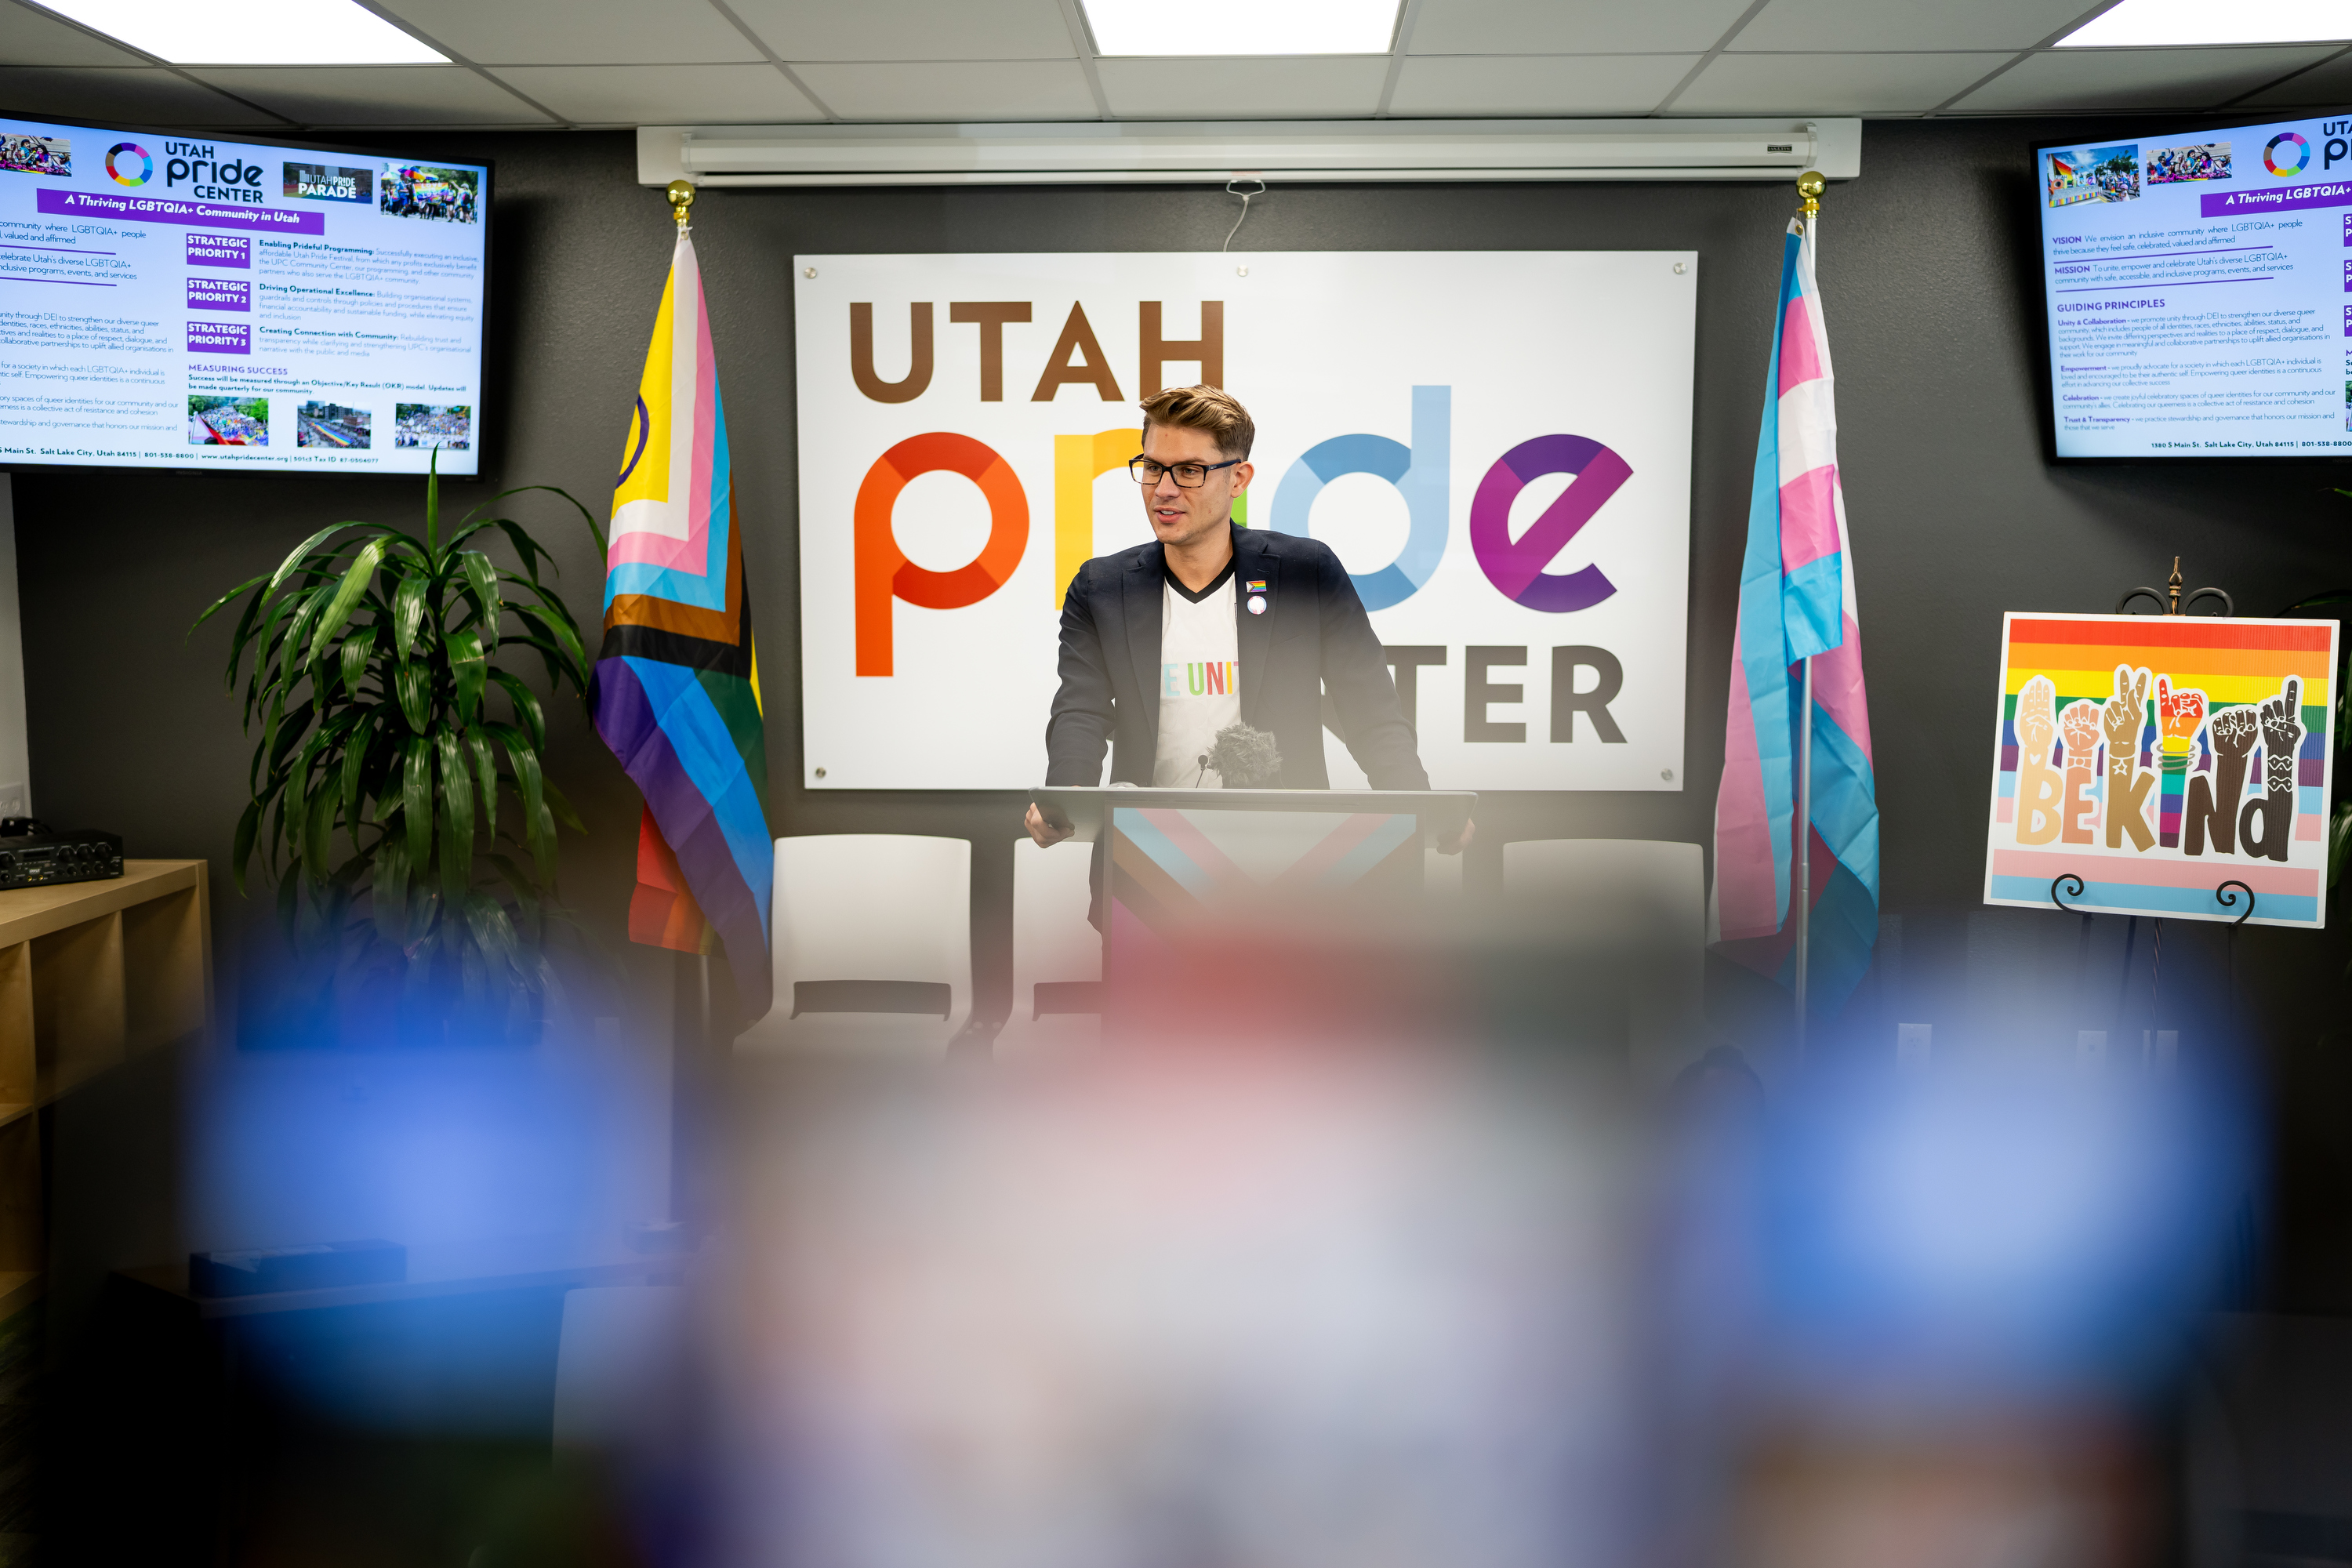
[1024,384,1469,852]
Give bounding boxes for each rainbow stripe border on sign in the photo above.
[1984,613,2336,927]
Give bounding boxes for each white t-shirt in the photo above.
[1152,566,1240,787]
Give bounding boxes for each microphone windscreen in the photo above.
[1204,721,1282,788]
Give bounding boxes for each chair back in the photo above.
[739,833,971,1052]
[1000,837,1102,1055]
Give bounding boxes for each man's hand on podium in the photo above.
[1435,818,1475,855]
[1025,802,1074,848]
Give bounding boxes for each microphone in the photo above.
[1197,721,1282,788]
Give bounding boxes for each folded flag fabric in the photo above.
[591,226,774,1019]
[1708,214,1881,1014]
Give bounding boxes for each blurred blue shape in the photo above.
[1753,1061,2256,1408]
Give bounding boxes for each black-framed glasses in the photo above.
[1127,456,1240,488]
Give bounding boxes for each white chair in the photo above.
[736,834,971,1054]
[1501,839,1706,1080]
[552,1283,684,1451]
[997,837,1102,1056]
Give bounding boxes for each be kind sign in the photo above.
[794,252,1696,791]
[1983,612,2339,928]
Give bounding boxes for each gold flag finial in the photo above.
[666,178,695,231]
[1797,170,1825,218]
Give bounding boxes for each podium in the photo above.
[1029,787,1475,1012]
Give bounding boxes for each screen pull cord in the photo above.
[1223,176,1265,252]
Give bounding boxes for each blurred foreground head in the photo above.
[674,889,2257,1568]
[716,1035,1637,1568]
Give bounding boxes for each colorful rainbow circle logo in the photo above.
[104,142,151,187]
[2265,131,2310,177]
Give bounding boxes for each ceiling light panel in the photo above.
[33,0,445,64]
[2059,0,2352,48]
[1080,0,1401,56]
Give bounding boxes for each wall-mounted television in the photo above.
[0,114,486,474]
[2036,114,2352,460]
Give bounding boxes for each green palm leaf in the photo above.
[203,469,604,1021]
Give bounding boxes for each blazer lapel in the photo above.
[1123,542,1165,747]
[1232,524,1275,728]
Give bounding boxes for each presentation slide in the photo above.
[2038,114,2352,459]
[0,116,486,474]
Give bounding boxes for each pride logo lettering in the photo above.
[855,431,1028,675]
[851,387,1638,677]
[1269,386,1450,612]
[105,142,151,187]
[1468,434,1632,613]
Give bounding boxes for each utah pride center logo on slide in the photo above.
[104,142,151,187]
[2265,131,2310,177]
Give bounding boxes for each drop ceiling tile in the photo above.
[1951,45,2337,112]
[731,0,1074,62]
[0,65,281,123]
[1410,0,1752,56]
[1388,53,1698,114]
[1733,0,2104,53]
[373,0,766,65]
[488,64,818,122]
[1670,51,2014,113]
[792,59,1095,118]
[188,65,555,125]
[0,2,149,67]
[2229,48,2352,107]
[1098,56,1386,118]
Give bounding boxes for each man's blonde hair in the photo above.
[1139,384,1254,459]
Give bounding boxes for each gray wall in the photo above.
[17,120,2352,1278]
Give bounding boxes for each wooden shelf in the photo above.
[0,861,211,1319]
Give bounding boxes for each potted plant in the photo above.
[194,459,602,1041]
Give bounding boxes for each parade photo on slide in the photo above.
[393,403,469,448]
[187,394,267,446]
[296,400,370,448]
[379,163,477,223]
[0,132,67,176]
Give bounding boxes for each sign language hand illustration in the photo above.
[2188,704,2259,857]
[2155,675,2209,848]
[2060,699,2102,844]
[2014,674,2065,845]
[2102,664,2154,851]
[2241,676,2306,863]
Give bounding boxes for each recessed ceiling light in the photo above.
[34,0,447,64]
[2058,0,2352,47]
[1080,0,1402,56]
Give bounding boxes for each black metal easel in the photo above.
[2039,560,2244,1045]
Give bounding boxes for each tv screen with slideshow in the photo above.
[2038,114,2352,459]
[0,115,486,474]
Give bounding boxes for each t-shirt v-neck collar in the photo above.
[1163,558,1236,604]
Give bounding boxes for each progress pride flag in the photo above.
[37,188,323,234]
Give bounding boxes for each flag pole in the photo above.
[1795,655,1812,1054]
[1791,169,1824,1059]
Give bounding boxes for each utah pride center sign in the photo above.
[794,252,1695,791]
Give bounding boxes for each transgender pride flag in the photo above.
[591,227,775,1020]
[1708,216,1880,1014]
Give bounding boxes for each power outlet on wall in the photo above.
[0,783,25,822]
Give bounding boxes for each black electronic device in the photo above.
[0,826,124,889]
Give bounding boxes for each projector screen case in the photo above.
[638,118,1861,187]
[0,115,491,477]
